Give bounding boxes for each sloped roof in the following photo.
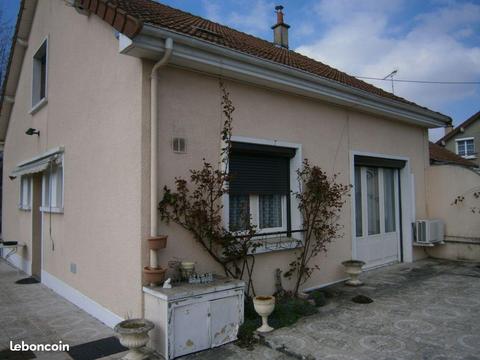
[436,110,480,144]
[429,142,477,168]
[77,0,447,117]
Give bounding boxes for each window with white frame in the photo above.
[19,175,31,210]
[456,138,475,158]
[42,159,63,211]
[32,39,48,108]
[228,142,294,234]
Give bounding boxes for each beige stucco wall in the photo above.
[154,67,430,294]
[2,0,436,319]
[426,164,480,261]
[2,1,144,319]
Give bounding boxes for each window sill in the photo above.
[18,206,31,211]
[40,206,63,214]
[462,155,477,159]
[251,236,302,255]
[29,97,48,115]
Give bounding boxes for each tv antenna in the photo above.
[383,69,398,94]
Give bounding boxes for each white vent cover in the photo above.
[172,137,186,153]
[415,219,444,244]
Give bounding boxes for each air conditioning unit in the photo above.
[415,219,444,244]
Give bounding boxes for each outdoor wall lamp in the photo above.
[25,128,40,136]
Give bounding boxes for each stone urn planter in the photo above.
[342,260,366,286]
[143,266,166,286]
[114,319,154,360]
[180,261,195,279]
[253,295,275,333]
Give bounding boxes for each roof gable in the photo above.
[436,110,480,144]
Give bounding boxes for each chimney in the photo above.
[272,5,290,49]
[444,124,454,136]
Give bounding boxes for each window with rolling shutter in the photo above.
[228,142,295,233]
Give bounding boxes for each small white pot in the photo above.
[114,319,154,360]
[253,296,275,333]
[342,260,365,286]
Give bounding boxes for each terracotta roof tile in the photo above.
[429,142,477,168]
[78,0,447,116]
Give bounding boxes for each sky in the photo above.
[1,0,479,141]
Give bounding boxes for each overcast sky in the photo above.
[2,0,479,140]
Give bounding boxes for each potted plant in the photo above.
[180,261,195,279]
[253,295,275,332]
[114,319,154,360]
[143,266,166,286]
[342,260,365,286]
[148,235,167,250]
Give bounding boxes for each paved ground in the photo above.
[185,259,480,360]
[1,259,480,360]
[0,261,126,360]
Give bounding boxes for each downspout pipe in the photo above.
[150,38,173,246]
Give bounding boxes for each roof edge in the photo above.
[78,0,143,38]
[127,24,451,128]
[0,0,36,142]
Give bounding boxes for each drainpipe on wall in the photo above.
[150,38,173,269]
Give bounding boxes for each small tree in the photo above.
[285,160,351,296]
[158,82,260,296]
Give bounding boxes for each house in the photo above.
[437,111,480,167]
[426,142,480,261]
[0,0,451,328]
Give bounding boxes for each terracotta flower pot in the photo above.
[148,236,167,250]
[143,266,166,286]
[114,319,154,360]
[253,295,275,333]
[342,260,366,286]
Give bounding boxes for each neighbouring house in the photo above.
[0,0,452,328]
[437,111,480,167]
[426,142,480,261]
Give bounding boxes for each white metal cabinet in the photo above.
[144,277,245,359]
[173,301,210,357]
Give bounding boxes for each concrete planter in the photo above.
[253,295,275,333]
[114,319,154,360]
[180,261,195,279]
[342,260,365,286]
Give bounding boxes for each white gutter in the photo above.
[119,25,450,128]
[150,38,173,241]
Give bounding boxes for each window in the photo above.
[456,138,475,158]
[19,176,31,210]
[228,142,294,234]
[42,160,63,212]
[32,39,48,109]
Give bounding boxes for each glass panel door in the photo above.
[354,166,363,237]
[366,167,380,235]
[383,168,396,233]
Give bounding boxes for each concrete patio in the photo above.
[1,258,479,359]
[185,259,480,360]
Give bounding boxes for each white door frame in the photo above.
[350,151,414,264]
